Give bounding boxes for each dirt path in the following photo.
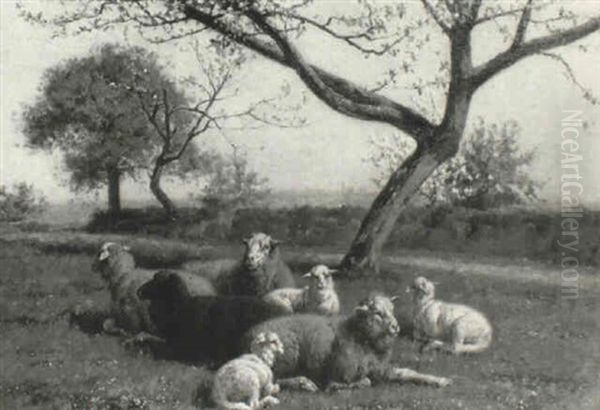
[286,249,600,289]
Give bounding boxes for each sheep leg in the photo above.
[389,367,452,387]
[326,377,372,392]
[277,376,319,392]
[257,395,279,409]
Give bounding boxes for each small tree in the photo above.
[0,182,47,222]
[369,119,541,209]
[195,145,270,235]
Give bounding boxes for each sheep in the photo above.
[243,293,451,392]
[408,276,493,354]
[214,233,296,297]
[211,331,284,410]
[136,270,289,364]
[263,264,340,316]
[91,242,215,337]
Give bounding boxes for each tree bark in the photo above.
[149,162,178,219]
[107,167,121,218]
[340,140,458,275]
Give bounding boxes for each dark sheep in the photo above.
[243,294,452,392]
[137,270,289,364]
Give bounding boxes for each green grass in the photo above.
[1,241,599,409]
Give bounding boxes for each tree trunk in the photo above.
[107,167,121,218]
[150,162,178,219]
[340,145,452,275]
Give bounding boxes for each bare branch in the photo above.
[511,0,533,48]
[182,4,436,141]
[420,0,451,34]
[470,15,600,90]
[539,51,598,104]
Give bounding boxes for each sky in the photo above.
[1,1,599,208]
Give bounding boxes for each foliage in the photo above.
[369,119,542,209]
[0,182,48,222]
[21,44,178,191]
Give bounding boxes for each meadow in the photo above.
[1,235,599,409]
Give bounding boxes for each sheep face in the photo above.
[303,264,335,295]
[92,242,134,281]
[353,294,400,347]
[250,331,285,367]
[137,271,188,302]
[242,233,280,270]
[408,276,436,304]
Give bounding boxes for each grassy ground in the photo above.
[1,240,599,409]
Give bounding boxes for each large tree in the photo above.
[21,0,600,274]
[22,43,199,216]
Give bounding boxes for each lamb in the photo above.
[214,233,296,297]
[408,276,493,354]
[91,242,215,336]
[211,331,284,410]
[136,270,289,364]
[243,293,451,392]
[263,264,340,316]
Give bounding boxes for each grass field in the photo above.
[1,238,599,409]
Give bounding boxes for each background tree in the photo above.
[21,0,600,274]
[21,44,191,217]
[369,119,541,209]
[0,182,48,222]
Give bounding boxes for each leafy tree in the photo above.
[21,0,600,274]
[0,182,47,222]
[369,119,541,209]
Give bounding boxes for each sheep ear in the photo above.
[242,237,250,245]
[271,239,283,247]
[354,304,369,313]
[122,245,131,252]
[302,272,312,278]
[328,269,339,275]
[98,250,110,261]
[390,295,400,302]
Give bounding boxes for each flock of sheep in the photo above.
[74,232,493,409]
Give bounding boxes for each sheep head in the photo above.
[351,293,400,352]
[407,276,436,303]
[250,331,284,367]
[92,242,134,281]
[303,265,336,296]
[137,270,190,303]
[242,233,281,271]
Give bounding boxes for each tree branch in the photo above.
[420,0,451,34]
[182,4,436,141]
[470,15,600,89]
[511,0,533,49]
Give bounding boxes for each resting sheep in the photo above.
[136,270,289,364]
[214,233,295,297]
[408,276,493,354]
[244,293,451,392]
[212,331,284,410]
[91,242,215,336]
[263,264,340,316]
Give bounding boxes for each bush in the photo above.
[0,182,47,222]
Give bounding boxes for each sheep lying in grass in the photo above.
[408,276,493,354]
[214,233,295,297]
[212,331,284,410]
[244,293,451,392]
[91,242,215,336]
[263,265,340,316]
[137,270,289,364]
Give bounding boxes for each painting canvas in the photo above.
[1,1,599,409]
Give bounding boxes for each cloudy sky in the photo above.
[1,1,599,208]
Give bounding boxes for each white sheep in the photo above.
[263,264,340,316]
[408,276,493,354]
[212,331,284,410]
[91,242,215,337]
